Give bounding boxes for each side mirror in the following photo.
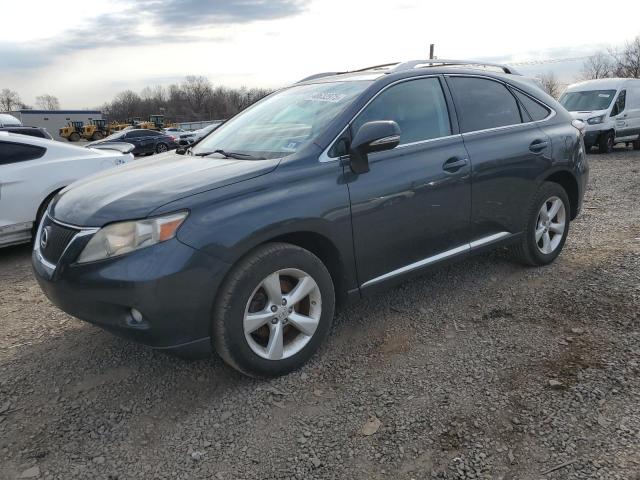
[349,121,401,174]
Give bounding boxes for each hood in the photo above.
[50,151,280,226]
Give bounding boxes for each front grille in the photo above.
[39,216,79,265]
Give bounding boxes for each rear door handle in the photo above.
[442,157,469,173]
[529,139,549,153]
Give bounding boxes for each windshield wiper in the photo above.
[194,149,265,160]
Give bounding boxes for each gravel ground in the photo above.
[1,148,639,480]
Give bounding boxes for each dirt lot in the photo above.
[1,149,639,480]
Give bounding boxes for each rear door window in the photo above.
[0,141,46,165]
[351,77,451,146]
[448,77,522,133]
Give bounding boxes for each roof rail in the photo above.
[296,63,398,83]
[297,59,519,84]
[392,59,520,75]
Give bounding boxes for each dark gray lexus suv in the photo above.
[32,60,589,377]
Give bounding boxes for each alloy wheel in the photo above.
[243,268,322,360]
[535,196,566,254]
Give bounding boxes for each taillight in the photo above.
[571,119,586,135]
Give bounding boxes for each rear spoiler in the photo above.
[88,142,135,154]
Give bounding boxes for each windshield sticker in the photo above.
[305,93,347,103]
[598,93,611,98]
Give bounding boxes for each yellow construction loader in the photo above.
[59,121,84,142]
[82,119,111,140]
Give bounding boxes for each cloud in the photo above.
[0,0,309,70]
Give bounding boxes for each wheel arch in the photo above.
[543,170,579,220]
[260,231,349,304]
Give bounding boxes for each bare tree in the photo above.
[0,88,22,111]
[536,72,561,98]
[35,94,61,110]
[581,52,613,80]
[610,36,640,78]
[181,75,212,115]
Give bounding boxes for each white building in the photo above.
[8,110,103,141]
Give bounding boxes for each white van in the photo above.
[559,78,640,153]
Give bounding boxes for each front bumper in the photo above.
[32,227,230,356]
[584,129,604,148]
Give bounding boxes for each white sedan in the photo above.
[0,132,133,248]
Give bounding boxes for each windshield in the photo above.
[192,81,371,159]
[560,90,616,112]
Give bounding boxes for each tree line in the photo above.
[101,76,273,123]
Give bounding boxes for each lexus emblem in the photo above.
[40,226,51,250]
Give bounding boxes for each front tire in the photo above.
[598,131,614,154]
[633,137,640,151]
[510,182,570,266]
[212,243,335,378]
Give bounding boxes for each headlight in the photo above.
[587,115,605,125]
[77,211,188,263]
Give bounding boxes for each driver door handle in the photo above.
[442,157,469,173]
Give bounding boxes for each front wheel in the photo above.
[633,137,640,151]
[598,131,614,154]
[213,243,335,377]
[510,182,570,266]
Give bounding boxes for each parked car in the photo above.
[0,113,22,127]
[177,122,223,146]
[559,78,640,153]
[0,126,53,140]
[162,127,187,136]
[0,132,132,248]
[33,59,588,377]
[89,129,178,155]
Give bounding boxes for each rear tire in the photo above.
[92,131,104,140]
[69,132,81,142]
[155,143,168,153]
[633,137,640,151]
[510,182,570,266]
[32,191,60,239]
[598,131,614,154]
[212,242,335,378]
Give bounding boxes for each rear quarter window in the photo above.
[513,90,552,121]
[0,141,46,165]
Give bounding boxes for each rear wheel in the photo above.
[633,137,640,150]
[213,243,335,378]
[32,191,60,239]
[69,132,81,142]
[92,131,104,141]
[598,131,614,154]
[510,182,570,266]
[155,142,168,153]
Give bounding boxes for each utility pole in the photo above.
[429,44,435,60]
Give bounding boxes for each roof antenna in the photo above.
[429,44,435,60]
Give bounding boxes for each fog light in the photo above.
[130,308,143,324]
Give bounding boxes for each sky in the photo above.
[1,0,639,109]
